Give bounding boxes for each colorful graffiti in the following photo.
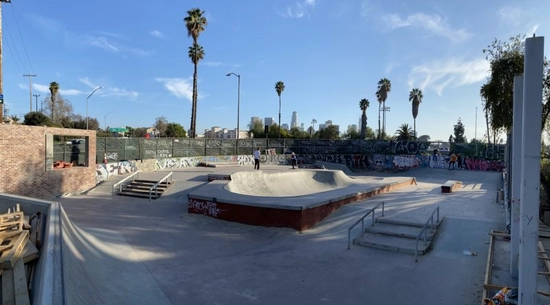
[96,160,138,183]
[188,198,222,217]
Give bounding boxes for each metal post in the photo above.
[33,94,40,112]
[475,107,478,157]
[86,86,102,130]
[226,73,241,154]
[519,35,544,304]
[23,74,36,112]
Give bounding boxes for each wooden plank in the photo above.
[12,258,30,305]
[2,267,15,305]
[0,230,29,269]
[483,284,550,297]
[22,240,39,264]
[482,232,496,302]
[539,241,550,284]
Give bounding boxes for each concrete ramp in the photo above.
[60,207,171,305]
[225,170,357,197]
[314,161,356,176]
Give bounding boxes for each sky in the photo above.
[1,0,549,141]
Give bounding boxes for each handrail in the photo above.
[112,171,141,196]
[414,206,440,262]
[149,172,173,201]
[347,201,385,250]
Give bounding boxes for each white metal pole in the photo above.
[519,35,544,305]
[510,75,523,278]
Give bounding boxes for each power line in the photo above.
[9,3,34,73]
[23,74,36,112]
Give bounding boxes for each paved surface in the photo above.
[56,165,544,304]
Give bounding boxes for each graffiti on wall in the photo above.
[95,160,138,183]
[156,157,201,170]
[188,198,222,217]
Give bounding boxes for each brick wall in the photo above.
[0,125,97,199]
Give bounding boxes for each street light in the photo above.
[86,86,102,130]
[104,111,116,132]
[226,73,241,146]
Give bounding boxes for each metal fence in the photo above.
[93,138,507,164]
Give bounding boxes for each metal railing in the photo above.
[347,201,385,250]
[112,171,141,196]
[414,206,440,262]
[149,172,173,201]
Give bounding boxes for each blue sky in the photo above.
[2,0,549,141]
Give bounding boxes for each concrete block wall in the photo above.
[0,125,97,199]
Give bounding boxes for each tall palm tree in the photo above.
[395,123,413,141]
[184,8,207,138]
[275,81,285,139]
[409,88,423,139]
[359,98,370,140]
[480,83,492,146]
[49,82,59,121]
[377,78,391,138]
[188,43,204,138]
[376,90,381,140]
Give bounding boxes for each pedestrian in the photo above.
[433,149,438,162]
[253,147,261,170]
[291,152,297,169]
[449,152,457,170]
[457,153,463,169]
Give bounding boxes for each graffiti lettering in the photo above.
[188,199,222,217]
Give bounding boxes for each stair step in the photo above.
[120,188,166,194]
[353,233,433,255]
[365,223,437,240]
[117,192,161,199]
[375,217,442,229]
[125,185,169,191]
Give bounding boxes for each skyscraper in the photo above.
[250,117,262,128]
[264,117,275,126]
[291,111,298,129]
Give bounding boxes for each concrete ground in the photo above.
[57,165,544,304]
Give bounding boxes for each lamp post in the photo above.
[226,73,241,152]
[33,94,40,112]
[86,86,102,130]
[475,107,478,157]
[104,111,116,132]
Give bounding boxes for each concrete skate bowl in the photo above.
[0,193,170,305]
[188,169,416,231]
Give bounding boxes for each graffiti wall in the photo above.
[96,160,139,183]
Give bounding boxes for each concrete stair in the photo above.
[353,217,443,256]
[117,179,172,199]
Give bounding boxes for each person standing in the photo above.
[253,147,261,170]
[449,152,457,170]
[291,152,297,169]
[456,153,463,170]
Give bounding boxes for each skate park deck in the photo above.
[2,165,549,304]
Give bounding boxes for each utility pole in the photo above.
[33,94,40,112]
[23,74,37,112]
[0,0,12,121]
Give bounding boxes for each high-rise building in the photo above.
[281,123,289,130]
[300,123,304,132]
[264,117,275,126]
[250,116,262,128]
[291,111,298,129]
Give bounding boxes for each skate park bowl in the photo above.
[188,169,416,231]
[0,193,171,305]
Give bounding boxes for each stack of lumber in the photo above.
[0,204,42,305]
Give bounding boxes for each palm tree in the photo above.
[359,98,370,139]
[409,88,423,139]
[395,123,413,141]
[188,43,204,138]
[49,82,59,121]
[184,8,207,138]
[376,90,381,140]
[275,81,285,139]
[377,78,391,138]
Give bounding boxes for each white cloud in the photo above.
[156,77,194,101]
[381,13,471,43]
[278,0,316,18]
[150,30,165,39]
[31,83,84,96]
[203,61,222,67]
[407,58,489,96]
[107,87,139,99]
[497,6,523,25]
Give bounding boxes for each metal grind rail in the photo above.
[415,206,440,262]
[149,172,174,201]
[112,171,141,196]
[347,201,385,250]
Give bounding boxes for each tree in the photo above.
[249,120,265,138]
[154,116,169,137]
[42,94,74,126]
[377,78,391,139]
[418,135,431,142]
[49,82,59,121]
[184,8,208,138]
[275,81,285,139]
[395,123,413,141]
[359,98,369,140]
[134,127,149,138]
[165,123,187,138]
[24,112,51,126]
[317,125,340,139]
[409,88,423,139]
[453,118,466,143]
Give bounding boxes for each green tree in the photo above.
[165,123,187,138]
[453,118,466,143]
[418,134,431,142]
[376,78,391,139]
[288,127,308,139]
[24,111,51,126]
[249,120,265,138]
[275,81,285,139]
[409,88,423,139]
[395,123,413,141]
[359,98,369,139]
[154,116,169,137]
[134,127,149,138]
[317,125,340,139]
[49,82,59,121]
[184,8,208,138]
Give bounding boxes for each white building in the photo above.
[291,111,298,129]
